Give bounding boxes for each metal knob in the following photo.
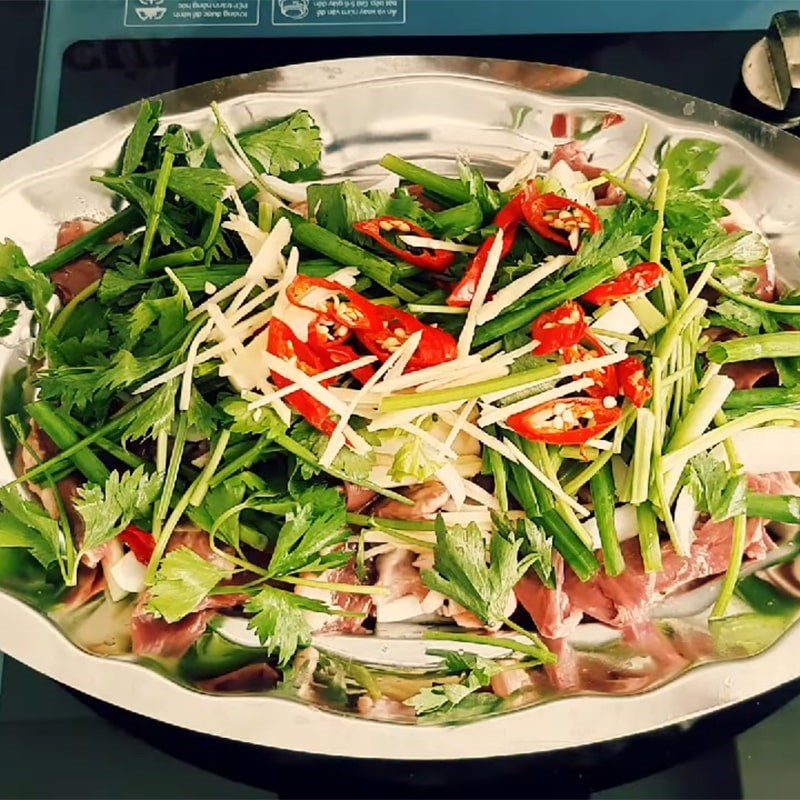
[742,10,800,118]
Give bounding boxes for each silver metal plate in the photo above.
[1,56,800,760]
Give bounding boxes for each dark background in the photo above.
[1,1,800,797]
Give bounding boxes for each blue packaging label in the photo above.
[124,0,260,27]
[272,0,406,25]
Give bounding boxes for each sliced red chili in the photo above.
[286,276,382,332]
[522,192,601,250]
[119,524,155,565]
[563,340,619,399]
[581,262,664,306]
[267,318,337,436]
[507,398,622,446]
[355,306,458,373]
[617,356,652,407]
[354,216,456,273]
[531,301,589,355]
[447,191,528,308]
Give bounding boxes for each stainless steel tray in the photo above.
[0,55,800,760]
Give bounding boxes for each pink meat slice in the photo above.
[343,482,377,513]
[721,218,776,301]
[721,360,776,390]
[373,481,450,521]
[550,142,625,206]
[514,554,583,639]
[490,667,535,699]
[196,663,280,693]
[326,561,374,634]
[51,219,105,303]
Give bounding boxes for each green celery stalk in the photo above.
[32,206,140,274]
[485,425,509,512]
[665,374,734,453]
[636,502,662,573]
[708,276,800,315]
[708,332,800,364]
[590,463,625,576]
[49,279,101,338]
[144,246,205,275]
[379,154,471,204]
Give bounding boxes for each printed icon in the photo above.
[138,0,165,5]
[135,5,167,20]
[278,0,310,20]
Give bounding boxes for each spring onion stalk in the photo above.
[746,493,800,523]
[49,279,101,338]
[472,261,617,347]
[528,440,592,547]
[32,206,140,274]
[139,150,175,271]
[629,407,655,505]
[423,630,556,663]
[612,402,637,456]
[380,363,558,413]
[25,401,110,485]
[724,386,800,412]
[51,407,144,470]
[708,332,800,364]
[280,210,416,301]
[635,502,662,573]
[590,463,626,576]
[662,407,800,473]
[708,277,800,315]
[539,508,601,582]
[189,430,231,507]
[666,374,735,453]
[379,154,471,204]
[711,410,748,618]
[507,464,542,519]
[144,246,205,275]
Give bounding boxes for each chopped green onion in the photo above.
[629,407,655,505]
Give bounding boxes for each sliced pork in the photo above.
[51,219,105,303]
[550,142,625,206]
[343,482,377,513]
[374,481,450,521]
[514,554,583,639]
[196,663,280,693]
[721,360,776,390]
